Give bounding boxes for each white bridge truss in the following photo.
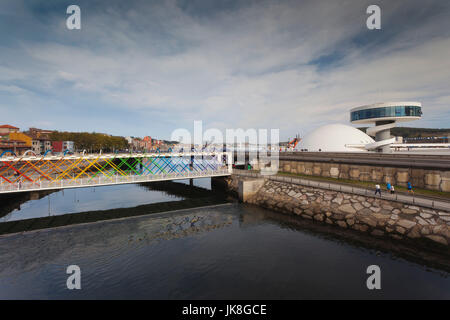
[0,152,232,194]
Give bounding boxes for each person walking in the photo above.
[386,182,391,192]
[375,184,381,196]
[407,181,414,194]
[390,185,395,194]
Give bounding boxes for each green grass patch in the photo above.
[276,171,450,200]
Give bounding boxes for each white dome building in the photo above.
[297,124,374,152]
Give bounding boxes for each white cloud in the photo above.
[0,0,449,138]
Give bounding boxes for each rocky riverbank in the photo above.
[222,175,450,248]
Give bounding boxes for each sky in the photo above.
[0,0,449,141]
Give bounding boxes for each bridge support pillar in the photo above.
[29,192,40,200]
[238,178,265,202]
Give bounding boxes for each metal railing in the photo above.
[0,168,230,194]
[232,169,450,211]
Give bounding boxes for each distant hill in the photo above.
[357,127,450,138]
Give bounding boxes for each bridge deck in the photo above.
[0,170,230,194]
[0,152,231,194]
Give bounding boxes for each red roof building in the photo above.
[0,124,20,134]
[140,136,153,151]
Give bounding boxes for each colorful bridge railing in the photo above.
[0,152,231,194]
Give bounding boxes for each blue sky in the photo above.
[0,0,449,140]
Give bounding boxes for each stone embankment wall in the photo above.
[276,160,450,192]
[223,175,450,247]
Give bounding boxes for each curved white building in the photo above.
[298,124,374,152]
[350,102,422,152]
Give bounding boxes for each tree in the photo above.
[50,131,129,152]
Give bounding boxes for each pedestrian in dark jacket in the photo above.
[375,184,381,196]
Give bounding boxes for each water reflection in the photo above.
[0,203,448,299]
[0,178,212,223]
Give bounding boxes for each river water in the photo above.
[0,179,448,299]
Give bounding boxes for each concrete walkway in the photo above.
[233,169,450,211]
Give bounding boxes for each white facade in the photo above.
[350,101,422,124]
[63,141,75,152]
[31,139,52,155]
[297,124,374,152]
[350,101,422,152]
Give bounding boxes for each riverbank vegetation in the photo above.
[50,131,128,152]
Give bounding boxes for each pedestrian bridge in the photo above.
[0,152,231,194]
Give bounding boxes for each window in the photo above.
[351,105,421,121]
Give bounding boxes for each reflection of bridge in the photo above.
[0,152,231,194]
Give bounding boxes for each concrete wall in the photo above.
[278,159,450,192]
[223,175,450,247]
[238,179,265,202]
